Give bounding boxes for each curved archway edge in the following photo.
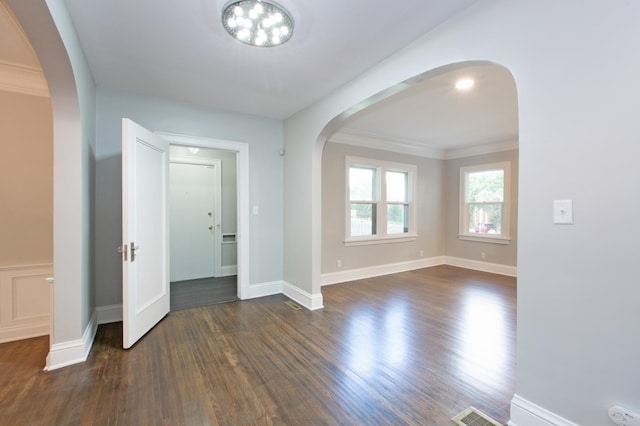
[7,0,90,369]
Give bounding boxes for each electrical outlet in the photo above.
[337,259,342,268]
[609,406,640,426]
[481,252,486,259]
[420,250,424,257]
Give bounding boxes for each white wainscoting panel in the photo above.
[0,264,52,343]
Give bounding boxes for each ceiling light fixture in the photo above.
[222,0,293,47]
[188,147,200,154]
[455,78,475,91]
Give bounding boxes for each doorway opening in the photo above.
[168,146,239,311]
[157,132,250,303]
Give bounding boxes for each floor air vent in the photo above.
[451,407,503,426]
[284,300,302,310]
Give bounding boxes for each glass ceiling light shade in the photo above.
[222,0,293,47]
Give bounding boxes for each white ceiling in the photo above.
[1,0,519,151]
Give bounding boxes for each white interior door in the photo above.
[121,118,170,349]
[169,162,216,281]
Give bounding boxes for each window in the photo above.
[346,157,417,246]
[459,162,511,244]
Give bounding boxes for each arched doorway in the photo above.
[318,61,519,284]
[6,0,89,370]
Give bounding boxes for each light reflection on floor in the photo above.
[342,282,513,396]
[457,287,510,390]
[346,299,409,376]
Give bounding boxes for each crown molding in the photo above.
[443,138,518,159]
[328,128,445,159]
[0,60,49,97]
[328,128,517,160]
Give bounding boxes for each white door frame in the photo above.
[169,158,223,278]
[157,132,249,300]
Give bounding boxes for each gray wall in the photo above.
[94,88,283,307]
[444,149,518,265]
[322,142,445,274]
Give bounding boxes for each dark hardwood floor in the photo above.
[0,265,516,425]
[170,275,238,311]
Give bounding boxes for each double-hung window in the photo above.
[346,156,417,246]
[459,161,511,244]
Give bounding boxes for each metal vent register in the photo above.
[451,407,503,426]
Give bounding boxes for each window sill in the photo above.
[344,234,417,247]
[458,234,511,245]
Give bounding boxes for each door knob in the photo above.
[208,225,213,230]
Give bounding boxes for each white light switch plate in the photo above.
[553,200,573,224]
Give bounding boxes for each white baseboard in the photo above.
[220,265,238,277]
[444,256,517,277]
[96,304,123,324]
[321,256,516,286]
[321,257,445,286]
[509,394,579,426]
[282,281,324,310]
[0,323,49,344]
[246,281,283,299]
[45,310,97,371]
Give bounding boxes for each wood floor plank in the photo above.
[0,265,516,425]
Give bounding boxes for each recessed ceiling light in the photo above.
[455,78,475,91]
[222,0,294,47]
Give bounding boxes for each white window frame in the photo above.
[459,161,511,244]
[345,156,417,246]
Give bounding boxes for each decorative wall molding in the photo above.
[0,264,52,343]
[329,128,444,159]
[329,128,518,160]
[0,60,49,97]
[45,310,97,371]
[283,281,324,310]
[509,394,579,426]
[443,138,519,159]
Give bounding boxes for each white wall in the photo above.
[285,0,640,424]
[94,88,283,307]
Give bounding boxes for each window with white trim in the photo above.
[346,157,417,246]
[459,162,511,244]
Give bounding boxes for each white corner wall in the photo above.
[284,0,640,424]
